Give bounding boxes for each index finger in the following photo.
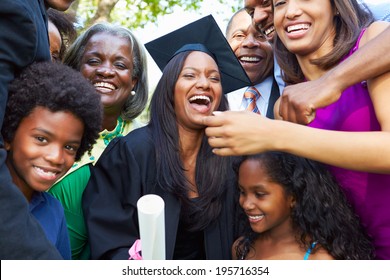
[201,111,226,127]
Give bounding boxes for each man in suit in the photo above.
[226,8,279,118]
[0,0,74,260]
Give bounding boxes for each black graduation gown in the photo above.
[82,126,237,260]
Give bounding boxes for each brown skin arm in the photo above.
[277,25,390,124]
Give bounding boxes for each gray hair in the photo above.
[64,22,148,121]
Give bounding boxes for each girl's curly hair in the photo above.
[2,61,102,161]
[234,152,375,260]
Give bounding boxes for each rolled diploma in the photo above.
[137,194,166,260]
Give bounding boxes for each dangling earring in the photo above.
[4,142,11,151]
[131,90,136,96]
[290,199,296,209]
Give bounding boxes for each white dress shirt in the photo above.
[227,76,274,116]
[274,56,285,94]
[363,1,390,21]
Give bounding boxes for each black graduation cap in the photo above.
[145,15,251,94]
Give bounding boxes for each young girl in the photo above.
[1,61,102,259]
[233,152,374,260]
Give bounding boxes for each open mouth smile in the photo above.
[239,56,261,64]
[93,82,117,92]
[188,94,212,113]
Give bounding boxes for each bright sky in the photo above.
[134,1,238,41]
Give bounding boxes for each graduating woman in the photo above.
[82,16,251,260]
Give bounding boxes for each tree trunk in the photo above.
[87,0,120,27]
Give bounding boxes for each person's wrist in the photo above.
[322,69,345,100]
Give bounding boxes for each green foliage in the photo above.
[116,0,203,28]
[72,0,241,31]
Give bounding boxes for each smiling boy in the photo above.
[2,61,102,259]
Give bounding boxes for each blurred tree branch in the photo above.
[68,0,241,31]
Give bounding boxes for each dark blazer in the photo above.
[83,126,238,260]
[266,78,281,119]
[0,0,61,259]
